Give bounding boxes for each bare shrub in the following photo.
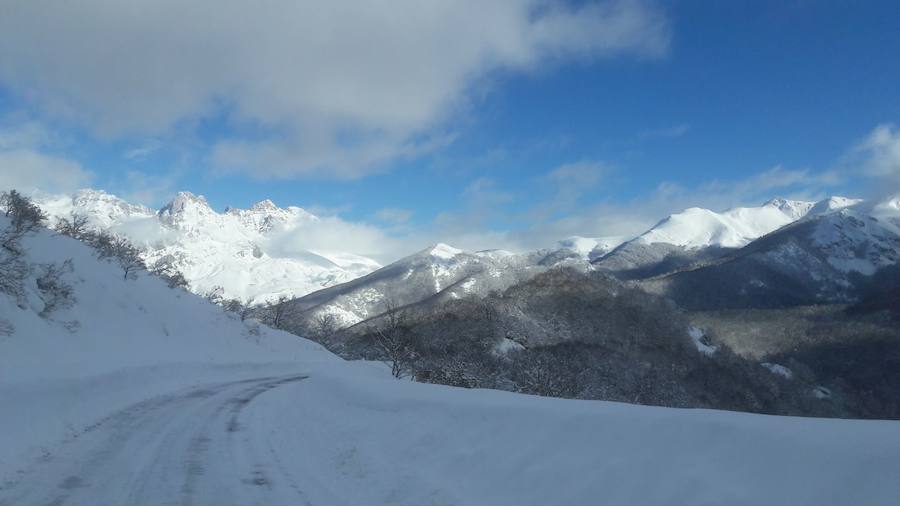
[149,256,189,289]
[203,285,226,306]
[55,213,91,240]
[370,297,417,379]
[36,259,76,317]
[223,298,257,321]
[0,190,47,253]
[91,232,145,280]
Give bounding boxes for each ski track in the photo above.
[0,374,310,506]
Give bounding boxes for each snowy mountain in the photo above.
[592,197,856,279]
[33,189,381,304]
[641,195,900,310]
[283,243,589,330]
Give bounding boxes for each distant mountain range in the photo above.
[591,196,860,279]
[289,194,900,331]
[638,196,900,310]
[31,189,900,317]
[34,189,381,304]
[283,243,589,329]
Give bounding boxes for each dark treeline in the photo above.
[286,267,898,418]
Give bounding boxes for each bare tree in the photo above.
[55,213,91,240]
[261,295,292,330]
[0,318,13,336]
[311,312,339,344]
[371,296,416,378]
[1,190,46,253]
[149,256,189,289]
[0,191,44,300]
[223,298,256,321]
[203,285,226,305]
[107,235,145,280]
[35,259,76,317]
[0,250,29,299]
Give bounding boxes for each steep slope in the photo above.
[34,189,381,303]
[0,212,335,476]
[592,198,837,279]
[0,215,334,384]
[283,243,589,330]
[641,196,900,310]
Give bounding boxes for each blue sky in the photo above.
[1,0,899,258]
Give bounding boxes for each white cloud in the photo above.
[851,123,900,184]
[123,140,162,161]
[266,214,406,265]
[0,149,93,194]
[0,0,670,178]
[0,123,93,194]
[112,169,181,207]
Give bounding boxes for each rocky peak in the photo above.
[157,191,215,226]
[763,198,816,220]
[250,199,279,211]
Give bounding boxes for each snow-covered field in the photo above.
[2,217,899,505]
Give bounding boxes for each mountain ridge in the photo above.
[32,189,382,304]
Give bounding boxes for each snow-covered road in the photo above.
[3,365,900,506]
[0,374,312,506]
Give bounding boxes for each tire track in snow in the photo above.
[0,374,308,506]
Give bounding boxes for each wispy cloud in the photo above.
[639,123,690,140]
[123,140,162,160]
[112,169,181,207]
[375,208,414,225]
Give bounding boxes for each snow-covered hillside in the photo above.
[284,243,589,329]
[0,213,335,475]
[33,189,381,304]
[802,197,900,275]
[2,207,900,505]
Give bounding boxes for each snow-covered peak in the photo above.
[637,198,821,250]
[31,189,155,229]
[160,191,212,213]
[428,243,464,260]
[763,198,816,220]
[226,199,318,233]
[158,191,215,226]
[806,196,863,217]
[475,249,517,260]
[251,199,278,211]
